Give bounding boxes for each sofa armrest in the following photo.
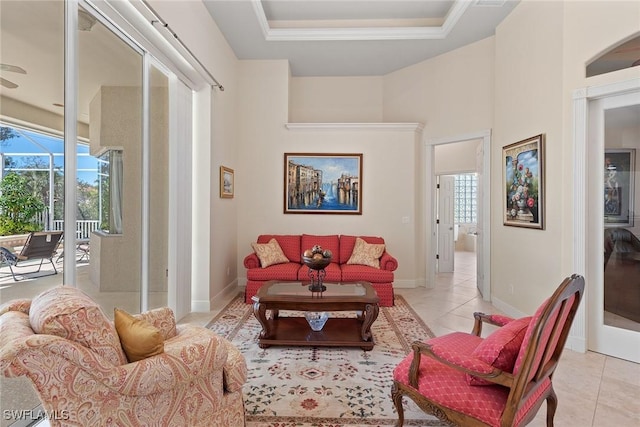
[380,252,398,271]
[136,307,177,340]
[0,298,31,316]
[219,337,247,393]
[244,253,260,269]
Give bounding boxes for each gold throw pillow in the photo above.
[114,308,164,363]
[347,237,385,269]
[251,238,289,268]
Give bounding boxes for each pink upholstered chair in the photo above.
[0,286,247,427]
[392,274,585,427]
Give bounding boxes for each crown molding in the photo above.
[285,123,425,132]
[252,0,471,41]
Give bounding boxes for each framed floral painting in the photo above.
[503,134,545,229]
[284,153,362,214]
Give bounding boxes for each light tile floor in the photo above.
[22,251,640,426]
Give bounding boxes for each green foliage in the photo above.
[0,126,16,145]
[0,173,45,236]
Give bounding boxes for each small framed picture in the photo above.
[503,134,545,229]
[220,166,234,198]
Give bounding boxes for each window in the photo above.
[97,150,123,234]
[454,174,477,224]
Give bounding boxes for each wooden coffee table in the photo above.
[251,281,380,351]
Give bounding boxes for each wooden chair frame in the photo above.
[391,274,585,427]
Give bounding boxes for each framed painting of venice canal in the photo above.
[284,153,362,214]
[503,134,545,229]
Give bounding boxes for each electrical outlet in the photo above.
[509,284,514,294]
[227,266,230,276]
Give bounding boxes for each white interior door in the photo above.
[475,143,485,296]
[438,176,455,273]
[587,91,640,363]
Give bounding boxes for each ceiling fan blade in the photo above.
[0,77,18,89]
[613,45,640,54]
[0,64,27,74]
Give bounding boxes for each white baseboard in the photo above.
[490,296,527,319]
[191,279,239,312]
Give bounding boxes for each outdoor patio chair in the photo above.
[392,274,585,427]
[0,231,63,281]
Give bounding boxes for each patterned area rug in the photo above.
[207,294,449,426]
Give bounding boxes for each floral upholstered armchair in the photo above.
[0,286,247,427]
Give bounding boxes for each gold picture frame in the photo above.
[220,166,234,198]
[503,134,545,229]
[284,153,362,214]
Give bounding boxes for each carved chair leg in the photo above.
[546,388,558,427]
[391,381,405,427]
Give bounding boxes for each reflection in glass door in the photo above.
[588,91,640,363]
[0,1,65,424]
[79,4,142,314]
[148,63,169,309]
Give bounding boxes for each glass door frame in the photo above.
[65,0,170,313]
[573,77,640,362]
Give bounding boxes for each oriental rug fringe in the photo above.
[207,294,449,427]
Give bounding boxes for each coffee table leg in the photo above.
[253,302,271,348]
[360,303,379,342]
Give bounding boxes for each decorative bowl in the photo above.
[302,255,332,270]
[305,311,329,331]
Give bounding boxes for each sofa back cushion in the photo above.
[257,235,301,263]
[339,235,385,264]
[301,234,340,261]
[29,286,127,366]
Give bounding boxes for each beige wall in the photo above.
[149,0,240,307]
[434,139,481,175]
[383,37,495,137]
[289,76,384,122]
[150,0,639,314]
[234,61,426,286]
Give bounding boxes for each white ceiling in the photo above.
[202,0,521,76]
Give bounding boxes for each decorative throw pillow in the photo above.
[466,316,531,386]
[251,238,289,268]
[114,308,164,363]
[347,237,385,269]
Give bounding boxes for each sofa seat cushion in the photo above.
[29,286,127,366]
[301,234,340,260]
[393,334,510,427]
[256,235,302,263]
[341,264,394,283]
[298,262,342,282]
[247,262,301,281]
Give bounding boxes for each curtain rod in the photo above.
[141,1,224,91]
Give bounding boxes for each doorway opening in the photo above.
[436,173,478,283]
[426,130,491,300]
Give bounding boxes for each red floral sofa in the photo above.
[243,234,398,306]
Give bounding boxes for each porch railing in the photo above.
[34,212,99,240]
[51,220,100,240]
